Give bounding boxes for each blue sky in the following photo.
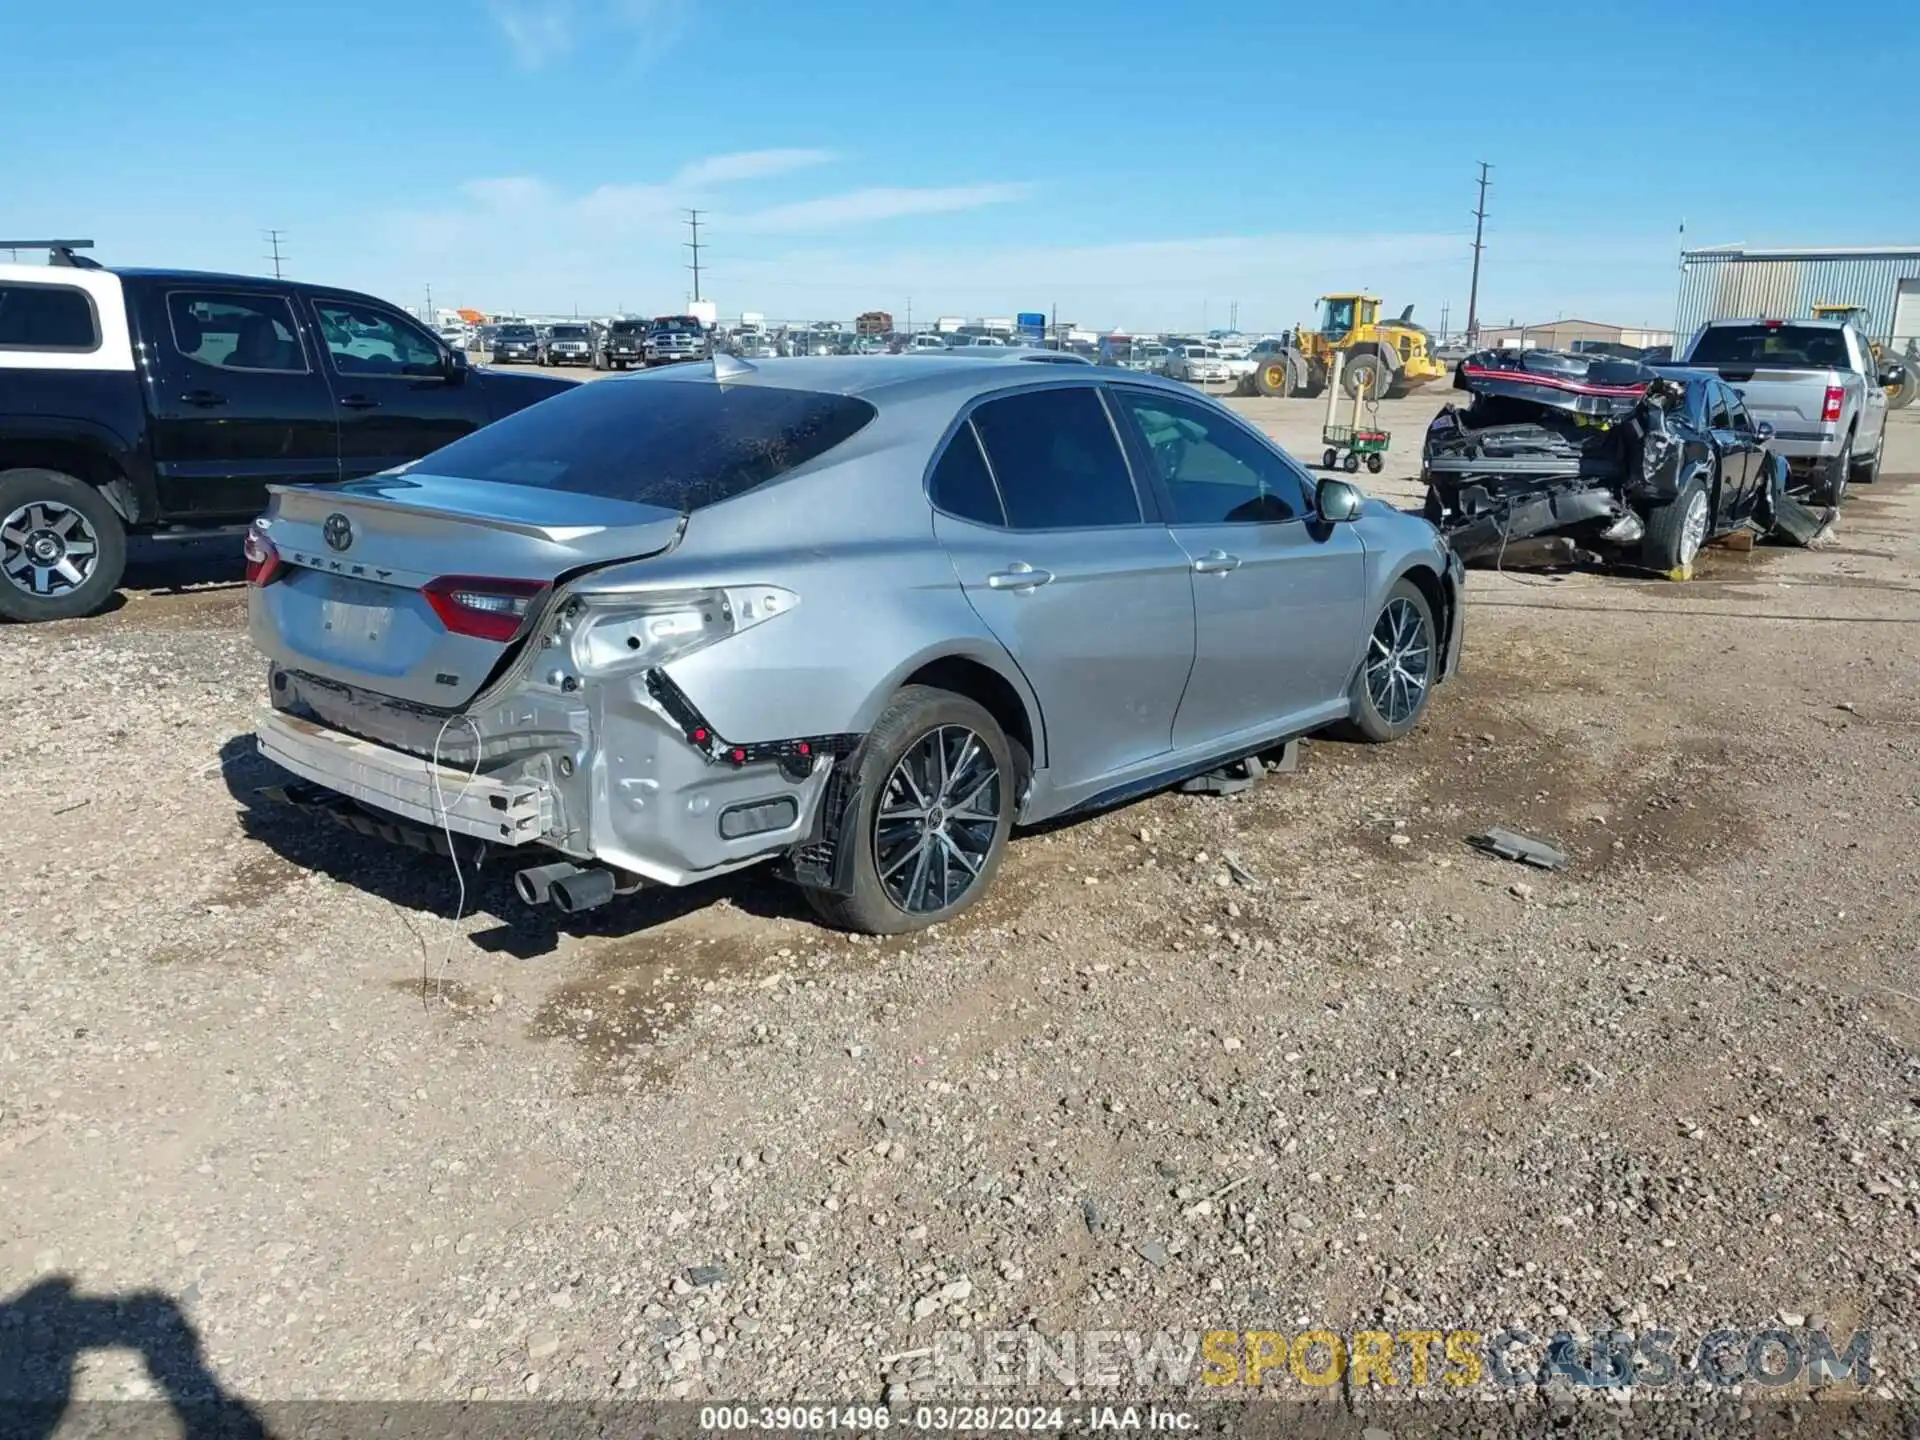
[5,0,1917,332]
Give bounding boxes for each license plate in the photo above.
[316,574,397,656]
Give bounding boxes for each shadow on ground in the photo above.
[0,1276,266,1439]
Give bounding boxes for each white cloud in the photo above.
[736,184,1032,234]
[489,0,696,69]
[459,176,555,210]
[488,0,574,69]
[672,149,837,188]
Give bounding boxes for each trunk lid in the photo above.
[251,470,683,708]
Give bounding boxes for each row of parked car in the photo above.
[474,315,712,370]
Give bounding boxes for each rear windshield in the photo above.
[1689,324,1851,368]
[497,325,535,339]
[415,379,877,510]
[0,282,100,352]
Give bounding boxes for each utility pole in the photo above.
[424,281,433,324]
[1439,302,1451,341]
[684,209,705,304]
[905,296,912,335]
[1465,163,1491,344]
[1229,300,1239,331]
[262,228,287,280]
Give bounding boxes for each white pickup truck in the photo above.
[1676,317,1904,505]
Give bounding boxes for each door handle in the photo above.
[1192,550,1242,574]
[339,394,381,410]
[179,389,226,407]
[986,563,1054,591]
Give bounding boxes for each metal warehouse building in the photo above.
[1675,244,1920,352]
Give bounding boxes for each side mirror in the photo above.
[444,347,470,381]
[1755,419,1775,442]
[1316,476,1364,523]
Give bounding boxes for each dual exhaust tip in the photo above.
[514,861,619,914]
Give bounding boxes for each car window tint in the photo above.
[1726,390,1754,433]
[929,421,1004,526]
[0,282,98,352]
[168,292,307,373]
[313,299,443,378]
[418,379,877,510]
[969,387,1140,529]
[1704,383,1732,429]
[1110,389,1309,524]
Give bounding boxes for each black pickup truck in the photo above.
[0,257,575,622]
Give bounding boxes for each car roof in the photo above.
[636,353,1192,403]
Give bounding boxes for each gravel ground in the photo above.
[2,382,1917,1423]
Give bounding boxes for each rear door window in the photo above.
[928,420,1004,526]
[968,386,1141,530]
[1704,383,1732,430]
[168,292,308,373]
[416,377,877,509]
[0,282,99,352]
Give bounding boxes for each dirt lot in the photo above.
[2,375,1918,1416]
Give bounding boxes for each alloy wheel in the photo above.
[1,500,100,598]
[873,725,1002,915]
[1680,490,1710,566]
[1365,596,1433,726]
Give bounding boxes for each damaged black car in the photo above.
[1422,350,1832,577]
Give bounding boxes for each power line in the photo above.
[1465,163,1491,343]
[684,210,705,304]
[262,228,288,280]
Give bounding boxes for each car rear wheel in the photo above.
[1341,578,1436,743]
[802,686,1014,935]
[1642,470,1712,577]
[0,468,128,623]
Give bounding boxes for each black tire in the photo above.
[1642,468,1712,577]
[0,468,128,623]
[1342,452,1361,474]
[1365,452,1384,474]
[1253,358,1292,397]
[1850,426,1883,486]
[802,686,1015,935]
[1421,488,1445,525]
[1342,578,1437,744]
[1342,354,1382,399]
[1816,432,1852,506]
[1322,448,1339,470]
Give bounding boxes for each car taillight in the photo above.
[423,576,547,642]
[1822,386,1844,422]
[244,526,282,586]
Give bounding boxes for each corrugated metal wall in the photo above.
[1675,251,1920,344]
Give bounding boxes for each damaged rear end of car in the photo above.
[246,370,885,912]
[1421,350,1684,568]
[1423,349,1831,574]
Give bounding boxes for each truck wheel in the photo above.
[1365,452,1384,474]
[1254,359,1292,397]
[1849,426,1883,486]
[802,686,1014,936]
[1642,470,1711,578]
[1817,432,1852,506]
[1342,355,1382,399]
[0,468,128,623]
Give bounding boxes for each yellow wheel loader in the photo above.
[1241,293,1448,400]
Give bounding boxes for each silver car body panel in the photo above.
[250,356,1462,888]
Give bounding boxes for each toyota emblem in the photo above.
[322,513,353,552]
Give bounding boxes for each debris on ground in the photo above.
[1468,825,1570,870]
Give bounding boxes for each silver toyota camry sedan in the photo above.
[246,353,1464,934]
